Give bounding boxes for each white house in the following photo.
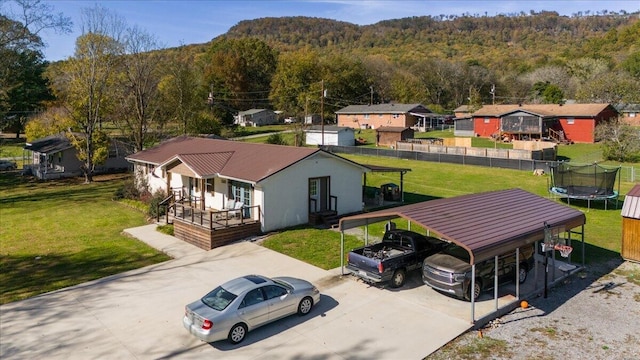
[126,136,369,233]
[235,109,277,127]
[305,126,355,146]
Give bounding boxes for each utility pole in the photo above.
[370,86,374,105]
[321,80,325,146]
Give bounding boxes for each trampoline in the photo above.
[549,162,621,210]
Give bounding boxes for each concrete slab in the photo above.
[1,226,473,360]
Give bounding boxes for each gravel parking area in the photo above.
[428,259,640,360]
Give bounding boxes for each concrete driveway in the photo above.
[0,225,471,360]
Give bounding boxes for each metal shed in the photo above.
[338,188,586,323]
[621,184,640,262]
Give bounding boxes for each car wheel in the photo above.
[390,269,406,288]
[465,279,481,301]
[298,296,313,316]
[518,265,528,284]
[228,323,247,344]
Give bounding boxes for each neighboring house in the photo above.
[305,126,355,146]
[470,103,618,143]
[235,109,277,127]
[375,127,414,148]
[23,132,132,180]
[335,103,434,130]
[304,114,322,125]
[615,103,640,126]
[453,105,472,119]
[126,136,369,235]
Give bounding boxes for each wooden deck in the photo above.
[163,203,262,250]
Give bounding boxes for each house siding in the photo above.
[260,153,363,232]
[474,117,501,137]
[558,118,595,143]
[306,129,355,146]
[337,113,416,129]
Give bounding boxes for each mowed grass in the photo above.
[0,173,170,304]
[263,153,634,267]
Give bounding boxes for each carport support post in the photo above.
[470,265,476,323]
[340,231,344,275]
[515,248,520,299]
[494,256,499,310]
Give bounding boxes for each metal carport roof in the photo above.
[339,188,586,265]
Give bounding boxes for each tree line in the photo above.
[1,1,639,181]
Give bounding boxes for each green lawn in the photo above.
[0,173,170,304]
[263,154,635,267]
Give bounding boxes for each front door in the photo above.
[229,181,251,218]
[309,177,329,213]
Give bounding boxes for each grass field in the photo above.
[0,173,170,304]
[262,153,635,269]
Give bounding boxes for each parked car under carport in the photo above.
[337,188,587,324]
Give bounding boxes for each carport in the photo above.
[338,188,587,324]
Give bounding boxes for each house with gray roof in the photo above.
[126,136,369,249]
[23,132,132,180]
[235,109,277,127]
[335,103,433,130]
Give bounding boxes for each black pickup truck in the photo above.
[346,229,444,288]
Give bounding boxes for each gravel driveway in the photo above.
[428,259,640,359]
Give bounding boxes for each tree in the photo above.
[269,49,321,117]
[202,38,277,124]
[24,106,74,141]
[595,121,640,162]
[48,5,125,183]
[0,49,52,136]
[157,49,206,136]
[0,0,71,128]
[114,25,163,151]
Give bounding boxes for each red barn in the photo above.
[470,103,618,143]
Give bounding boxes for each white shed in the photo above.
[305,126,355,146]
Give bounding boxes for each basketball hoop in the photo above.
[554,244,573,258]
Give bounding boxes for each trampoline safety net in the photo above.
[549,162,620,198]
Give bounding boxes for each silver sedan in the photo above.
[183,274,321,344]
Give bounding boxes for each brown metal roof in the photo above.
[473,103,614,117]
[621,184,640,219]
[339,188,586,264]
[127,136,367,183]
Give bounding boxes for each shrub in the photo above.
[148,190,168,219]
[113,179,140,200]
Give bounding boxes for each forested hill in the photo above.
[222,11,640,72]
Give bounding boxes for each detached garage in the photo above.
[338,188,586,324]
[305,126,355,146]
[621,184,640,263]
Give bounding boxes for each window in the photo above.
[484,117,490,124]
[263,285,287,300]
[629,112,636,118]
[567,117,575,125]
[239,288,264,308]
[392,114,400,119]
[206,178,214,194]
[364,114,370,119]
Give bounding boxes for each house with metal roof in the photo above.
[469,103,618,143]
[235,108,277,127]
[335,103,434,130]
[621,184,640,263]
[23,132,132,180]
[126,136,369,249]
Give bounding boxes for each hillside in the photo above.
[221,12,640,72]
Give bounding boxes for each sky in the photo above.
[17,0,640,61]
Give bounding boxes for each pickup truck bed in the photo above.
[346,229,444,288]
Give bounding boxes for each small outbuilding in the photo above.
[305,126,355,146]
[621,184,640,263]
[376,126,414,148]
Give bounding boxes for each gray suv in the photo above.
[422,243,535,301]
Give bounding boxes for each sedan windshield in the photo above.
[201,286,237,311]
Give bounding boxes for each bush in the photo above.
[266,133,287,145]
[148,190,168,219]
[113,179,140,200]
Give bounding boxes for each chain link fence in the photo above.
[322,145,639,182]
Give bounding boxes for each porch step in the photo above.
[319,211,340,229]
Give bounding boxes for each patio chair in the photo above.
[230,201,244,218]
